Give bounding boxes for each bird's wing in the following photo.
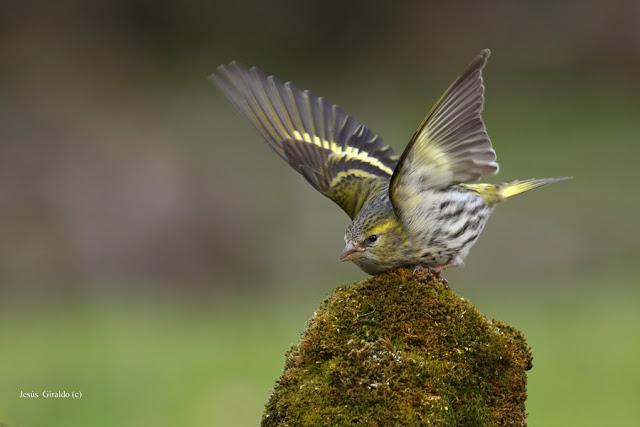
[212,62,399,219]
[389,49,499,225]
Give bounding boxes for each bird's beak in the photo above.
[340,240,364,261]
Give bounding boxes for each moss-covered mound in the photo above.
[262,268,533,426]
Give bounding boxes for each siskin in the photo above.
[212,49,569,275]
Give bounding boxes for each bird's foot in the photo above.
[431,262,454,285]
[412,264,430,275]
[431,262,454,274]
[412,264,449,285]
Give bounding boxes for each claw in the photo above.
[438,274,449,286]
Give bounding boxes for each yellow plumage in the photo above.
[462,177,570,205]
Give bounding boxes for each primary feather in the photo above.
[389,49,498,237]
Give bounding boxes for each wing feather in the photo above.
[389,49,499,231]
[391,49,498,194]
[212,62,398,218]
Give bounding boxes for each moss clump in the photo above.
[262,268,532,426]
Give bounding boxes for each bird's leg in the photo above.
[430,262,454,285]
[431,262,454,274]
[412,264,448,285]
[413,262,453,285]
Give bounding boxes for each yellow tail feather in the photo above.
[462,177,571,205]
[498,177,572,201]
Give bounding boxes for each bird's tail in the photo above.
[462,177,571,205]
[497,177,572,201]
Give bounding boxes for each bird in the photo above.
[211,49,569,275]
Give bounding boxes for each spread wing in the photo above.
[212,62,398,219]
[389,49,499,224]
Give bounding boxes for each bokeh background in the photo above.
[1,0,639,425]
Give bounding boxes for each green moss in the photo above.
[262,269,533,426]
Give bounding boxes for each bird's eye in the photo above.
[366,234,378,244]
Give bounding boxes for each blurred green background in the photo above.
[1,0,639,426]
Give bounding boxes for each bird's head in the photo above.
[341,215,403,265]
